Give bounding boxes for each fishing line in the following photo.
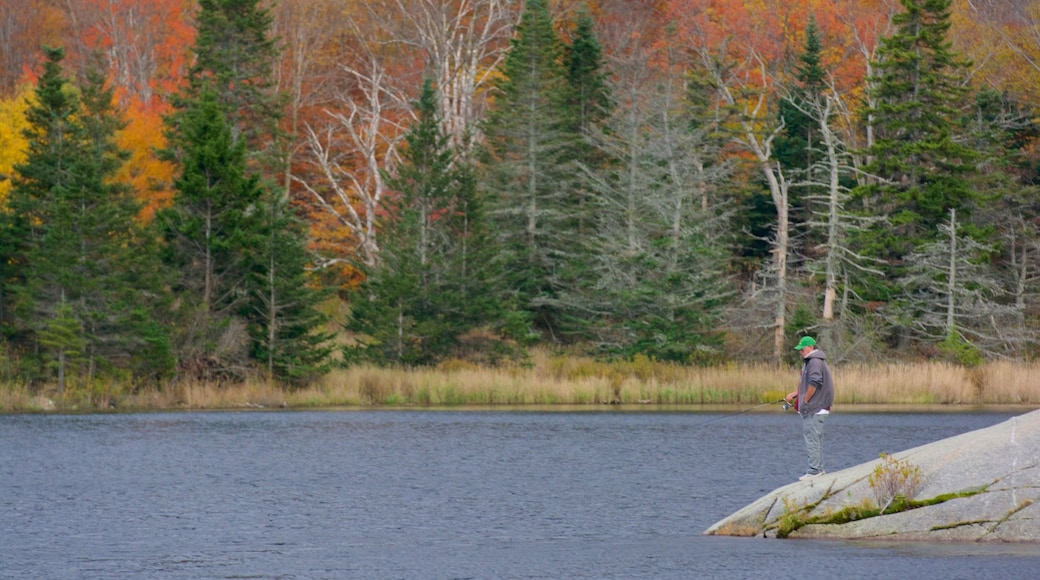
[691,399,790,428]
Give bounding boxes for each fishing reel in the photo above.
[781,399,798,412]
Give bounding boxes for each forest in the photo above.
[0,0,1039,394]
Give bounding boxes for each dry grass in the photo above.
[2,353,1039,412]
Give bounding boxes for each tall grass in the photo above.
[2,352,1038,412]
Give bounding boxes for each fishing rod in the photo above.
[691,398,794,427]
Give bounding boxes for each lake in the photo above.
[2,408,1039,579]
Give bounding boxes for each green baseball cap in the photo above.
[794,336,816,350]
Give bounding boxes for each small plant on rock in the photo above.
[868,453,924,514]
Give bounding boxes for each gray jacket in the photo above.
[797,348,834,417]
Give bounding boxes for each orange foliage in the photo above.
[0,0,70,94]
[65,0,194,107]
[4,0,1034,274]
[116,96,176,222]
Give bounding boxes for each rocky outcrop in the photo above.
[705,408,1040,542]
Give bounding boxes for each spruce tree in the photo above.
[162,0,329,383]
[855,0,980,265]
[564,9,611,154]
[244,188,332,385]
[158,89,264,376]
[178,0,283,165]
[776,14,830,241]
[480,0,584,342]
[350,79,495,365]
[776,15,826,180]
[2,48,172,384]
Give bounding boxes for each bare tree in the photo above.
[388,0,513,153]
[293,0,515,271]
[890,208,1019,357]
[295,57,408,268]
[695,45,791,364]
[781,79,886,324]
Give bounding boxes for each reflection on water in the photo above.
[2,409,1038,579]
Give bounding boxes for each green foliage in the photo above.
[160,89,262,314]
[37,300,86,392]
[348,79,498,366]
[775,14,826,180]
[244,189,333,386]
[853,0,980,271]
[1,48,173,386]
[937,333,983,367]
[480,0,586,341]
[181,0,284,165]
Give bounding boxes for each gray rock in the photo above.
[705,408,1040,542]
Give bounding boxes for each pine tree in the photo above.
[480,0,584,342]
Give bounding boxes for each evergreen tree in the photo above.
[887,209,1012,362]
[161,0,328,384]
[581,57,732,362]
[245,188,332,385]
[564,8,611,152]
[158,89,264,377]
[775,15,830,240]
[775,15,826,180]
[176,0,284,165]
[2,48,172,384]
[560,7,612,319]
[480,0,584,342]
[854,0,980,266]
[350,80,496,365]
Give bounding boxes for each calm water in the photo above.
[2,409,1039,579]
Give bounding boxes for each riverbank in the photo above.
[2,352,1038,413]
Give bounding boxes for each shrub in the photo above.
[868,453,924,514]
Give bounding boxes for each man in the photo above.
[785,336,834,481]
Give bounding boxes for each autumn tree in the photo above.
[61,0,193,106]
[0,83,31,204]
[682,4,796,363]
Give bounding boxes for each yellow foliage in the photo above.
[0,84,33,204]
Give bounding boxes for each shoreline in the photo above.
[4,401,1038,416]
[4,358,1039,414]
